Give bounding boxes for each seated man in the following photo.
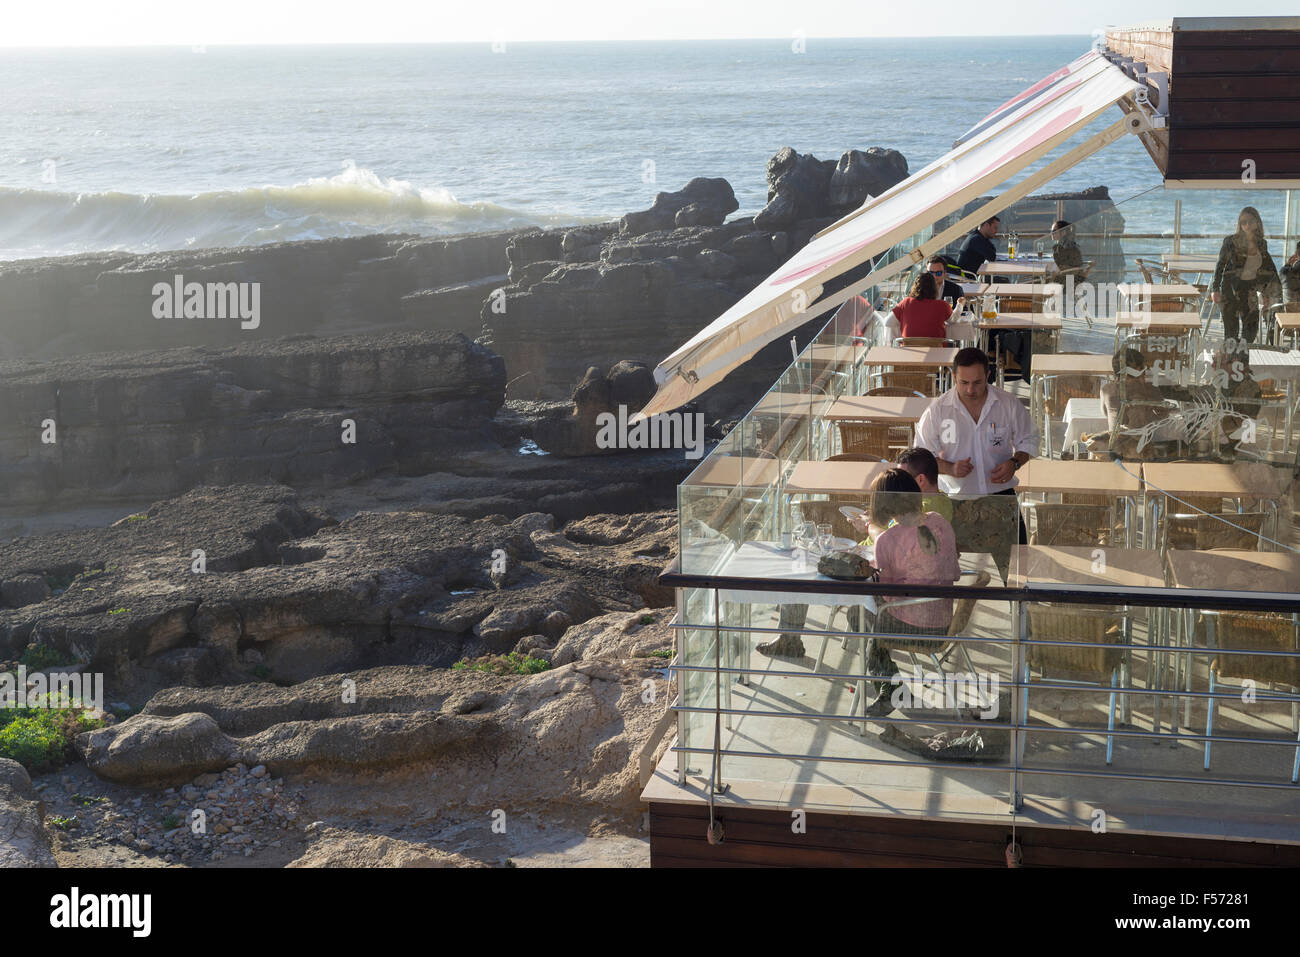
[955,217,999,277]
[1048,219,1084,282]
[896,447,953,523]
[845,447,953,542]
[925,255,967,308]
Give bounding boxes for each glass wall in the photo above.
[666,182,1300,836]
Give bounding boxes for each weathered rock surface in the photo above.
[0,331,505,511]
[0,484,676,694]
[79,608,673,809]
[0,758,57,867]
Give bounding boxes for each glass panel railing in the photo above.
[666,181,1300,837]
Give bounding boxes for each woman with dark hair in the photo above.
[891,271,955,339]
[1211,206,1281,345]
[860,468,962,717]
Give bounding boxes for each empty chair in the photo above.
[1027,502,1113,547]
[876,370,939,396]
[838,421,909,459]
[1135,258,1169,284]
[894,336,958,348]
[866,386,926,398]
[792,498,860,542]
[825,452,882,462]
[1024,603,1126,764]
[1187,512,1267,551]
[1203,611,1300,781]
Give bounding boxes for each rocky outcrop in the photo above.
[619,177,740,235]
[78,623,674,815]
[0,331,505,511]
[0,758,56,867]
[756,146,908,228]
[0,483,677,694]
[533,360,660,456]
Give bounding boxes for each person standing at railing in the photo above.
[1211,206,1281,346]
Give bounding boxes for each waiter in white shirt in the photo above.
[915,347,1037,542]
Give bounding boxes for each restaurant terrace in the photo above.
[639,17,1300,866]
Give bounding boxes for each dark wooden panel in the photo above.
[1172,75,1300,99]
[1164,152,1300,180]
[1175,30,1300,50]
[1170,99,1300,125]
[649,802,1300,867]
[1168,129,1300,150]
[1173,49,1300,74]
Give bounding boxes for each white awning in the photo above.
[639,50,1138,418]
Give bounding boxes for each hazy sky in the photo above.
[4,1,1298,45]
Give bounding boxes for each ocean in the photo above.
[0,37,1269,262]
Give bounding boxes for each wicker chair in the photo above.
[998,295,1035,313]
[1164,511,1267,551]
[866,386,926,398]
[791,498,860,542]
[825,452,881,463]
[1044,370,1100,419]
[1024,603,1126,764]
[894,337,959,348]
[1027,503,1113,547]
[876,370,939,396]
[838,421,908,459]
[1203,611,1300,781]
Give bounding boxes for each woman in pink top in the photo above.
[861,469,961,716]
[891,272,955,340]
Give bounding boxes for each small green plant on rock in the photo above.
[639,614,656,626]
[49,815,78,831]
[646,649,673,659]
[453,652,550,676]
[160,813,181,830]
[0,706,106,773]
[19,643,73,670]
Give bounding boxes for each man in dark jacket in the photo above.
[955,216,1000,276]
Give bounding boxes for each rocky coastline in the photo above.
[0,144,1126,867]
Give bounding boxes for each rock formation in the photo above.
[0,331,505,512]
[0,484,676,695]
[0,758,56,867]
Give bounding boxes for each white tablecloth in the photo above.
[715,541,878,611]
[1062,398,1107,451]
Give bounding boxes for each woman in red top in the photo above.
[892,271,953,339]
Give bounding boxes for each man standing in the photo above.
[915,348,1036,544]
[955,216,1000,277]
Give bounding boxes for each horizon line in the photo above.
[0,33,1101,50]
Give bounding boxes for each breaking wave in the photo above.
[0,165,584,260]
